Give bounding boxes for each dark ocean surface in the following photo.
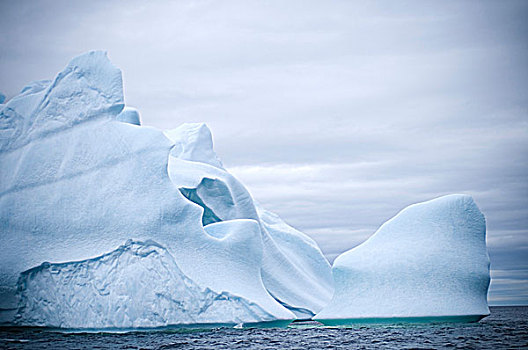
[1,306,527,349]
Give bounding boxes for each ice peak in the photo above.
[0,50,124,152]
[165,122,223,168]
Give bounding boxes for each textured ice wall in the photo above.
[315,194,490,323]
[16,240,274,328]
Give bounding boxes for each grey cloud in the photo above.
[1,0,527,305]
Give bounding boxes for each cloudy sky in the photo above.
[1,0,527,305]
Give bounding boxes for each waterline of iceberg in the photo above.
[317,315,487,327]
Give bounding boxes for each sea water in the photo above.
[1,306,527,349]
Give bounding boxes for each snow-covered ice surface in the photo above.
[0,51,332,328]
[315,194,490,325]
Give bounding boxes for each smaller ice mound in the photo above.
[315,194,490,325]
[0,92,6,104]
[116,106,141,125]
[15,240,281,329]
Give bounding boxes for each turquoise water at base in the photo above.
[1,306,527,349]
[317,314,486,326]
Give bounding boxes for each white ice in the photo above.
[1,50,488,328]
[315,194,490,324]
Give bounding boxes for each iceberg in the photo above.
[0,51,332,328]
[315,194,491,325]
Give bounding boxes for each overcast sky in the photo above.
[1,0,527,305]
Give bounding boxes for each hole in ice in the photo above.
[179,187,222,226]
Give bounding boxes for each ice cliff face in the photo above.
[315,194,490,325]
[16,240,278,328]
[0,51,332,328]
